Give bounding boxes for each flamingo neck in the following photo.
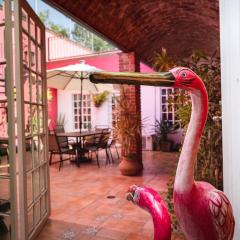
[174,86,208,193]
[149,204,167,240]
[147,200,169,240]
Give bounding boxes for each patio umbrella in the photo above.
[47,60,112,132]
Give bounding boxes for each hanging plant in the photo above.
[93,91,109,107]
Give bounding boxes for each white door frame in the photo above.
[220,1,240,239]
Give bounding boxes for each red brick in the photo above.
[48,0,219,66]
[119,52,142,164]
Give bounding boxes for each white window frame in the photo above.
[72,93,92,131]
[160,87,176,126]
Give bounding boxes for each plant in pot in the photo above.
[93,91,109,107]
[154,119,173,152]
[114,86,143,176]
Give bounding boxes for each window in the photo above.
[73,93,91,130]
[161,88,176,126]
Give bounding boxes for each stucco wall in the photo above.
[58,90,112,132]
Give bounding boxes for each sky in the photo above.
[27,0,73,30]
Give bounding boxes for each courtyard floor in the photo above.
[36,150,185,240]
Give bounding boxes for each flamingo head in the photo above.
[89,67,204,92]
[169,67,204,91]
[126,184,160,211]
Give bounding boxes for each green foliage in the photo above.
[154,119,173,142]
[165,177,180,232]
[38,11,115,51]
[38,10,49,25]
[154,48,175,71]
[49,22,69,38]
[71,23,115,52]
[38,10,69,38]
[93,91,109,107]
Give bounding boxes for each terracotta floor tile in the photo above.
[35,150,186,240]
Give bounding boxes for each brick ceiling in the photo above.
[45,0,219,67]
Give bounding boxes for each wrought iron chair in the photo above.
[48,128,77,170]
[83,129,111,167]
[106,137,120,163]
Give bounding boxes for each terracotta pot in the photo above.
[119,156,143,176]
[159,140,172,152]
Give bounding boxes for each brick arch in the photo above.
[47,0,219,65]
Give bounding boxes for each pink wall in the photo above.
[47,51,120,71]
[140,62,155,73]
[47,88,58,130]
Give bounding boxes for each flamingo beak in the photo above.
[126,185,138,203]
[89,71,175,87]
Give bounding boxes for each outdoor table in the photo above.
[0,137,8,145]
[56,130,102,165]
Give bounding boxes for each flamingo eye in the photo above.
[181,72,187,77]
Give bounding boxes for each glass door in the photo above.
[17,1,49,239]
[0,0,49,239]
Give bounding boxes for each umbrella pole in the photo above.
[80,76,83,134]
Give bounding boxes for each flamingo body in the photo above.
[126,185,171,240]
[170,67,235,240]
[174,182,234,240]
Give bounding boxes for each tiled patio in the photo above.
[36,150,185,240]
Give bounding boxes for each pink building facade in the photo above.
[45,30,183,147]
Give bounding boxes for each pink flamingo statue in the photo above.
[126,185,171,240]
[90,66,235,239]
[170,67,235,240]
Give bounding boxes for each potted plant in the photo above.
[114,87,143,176]
[93,91,109,107]
[154,119,173,152]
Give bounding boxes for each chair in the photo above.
[94,125,111,133]
[83,132,102,167]
[98,131,112,165]
[106,137,120,163]
[48,129,77,170]
[83,130,110,167]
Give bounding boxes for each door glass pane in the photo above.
[33,169,40,200]
[38,106,43,134]
[29,18,35,40]
[31,106,38,134]
[31,73,37,103]
[37,47,42,74]
[37,27,41,45]
[40,194,47,217]
[27,172,33,207]
[25,139,33,172]
[38,136,44,163]
[37,76,42,104]
[22,8,28,32]
[30,41,36,71]
[39,164,46,192]
[25,104,31,135]
[34,200,40,226]
[27,207,34,235]
[22,33,29,67]
[32,136,39,166]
